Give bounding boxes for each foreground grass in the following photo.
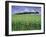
[12,14,41,31]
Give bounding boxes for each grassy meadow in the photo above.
[12,14,41,31]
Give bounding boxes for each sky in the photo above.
[12,6,41,14]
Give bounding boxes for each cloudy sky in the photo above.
[12,6,41,14]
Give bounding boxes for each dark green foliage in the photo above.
[16,12,39,15]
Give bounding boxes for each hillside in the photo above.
[15,12,39,15]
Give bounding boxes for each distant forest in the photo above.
[15,12,39,15]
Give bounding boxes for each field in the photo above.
[12,14,41,31]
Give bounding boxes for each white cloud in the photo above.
[30,9,36,12]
